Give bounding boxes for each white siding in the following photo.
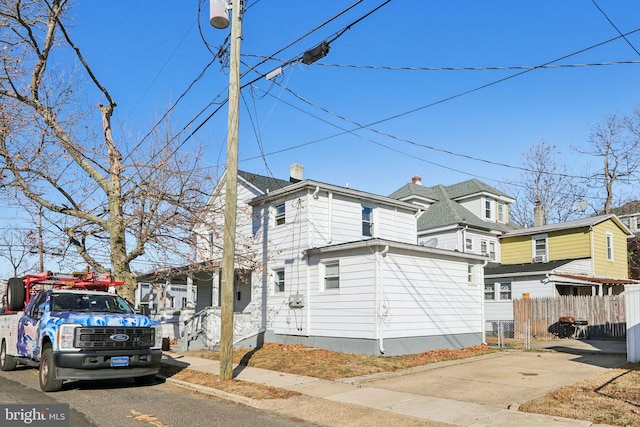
[419,230,458,251]
[269,247,484,341]
[381,253,481,338]
[626,284,640,363]
[485,278,557,321]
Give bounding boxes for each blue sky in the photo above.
[2,0,640,276]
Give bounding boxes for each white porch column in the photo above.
[212,269,220,307]
[186,275,195,308]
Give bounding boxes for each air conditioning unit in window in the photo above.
[533,254,547,263]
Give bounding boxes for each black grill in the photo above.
[74,327,154,349]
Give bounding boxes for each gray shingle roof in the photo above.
[238,170,291,194]
[445,179,513,200]
[503,214,629,237]
[390,179,517,233]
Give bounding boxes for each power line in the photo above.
[591,0,640,57]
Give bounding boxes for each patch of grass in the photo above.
[519,363,640,426]
[183,343,497,381]
[158,364,299,399]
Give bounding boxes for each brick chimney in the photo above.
[289,163,304,183]
[411,175,422,185]
[534,200,545,227]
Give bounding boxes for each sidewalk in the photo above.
[159,348,613,427]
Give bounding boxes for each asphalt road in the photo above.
[0,367,316,427]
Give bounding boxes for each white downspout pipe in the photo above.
[376,245,389,354]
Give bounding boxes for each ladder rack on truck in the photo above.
[5,270,124,313]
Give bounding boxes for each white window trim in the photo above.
[606,231,614,261]
[321,261,340,291]
[532,233,548,263]
[275,202,286,226]
[362,204,374,237]
[497,203,505,223]
[274,269,285,293]
[484,199,492,220]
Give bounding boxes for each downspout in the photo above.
[480,259,488,345]
[327,191,333,244]
[376,245,389,354]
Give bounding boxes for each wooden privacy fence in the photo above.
[514,295,626,340]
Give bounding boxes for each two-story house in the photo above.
[181,165,487,356]
[483,213,634,322]
[389,176,518,262]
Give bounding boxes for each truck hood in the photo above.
[48,311,157,327]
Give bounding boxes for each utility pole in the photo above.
[219,0,242,380]
[38,205,43,272]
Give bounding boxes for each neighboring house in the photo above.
[610,200,640,236]
[484,214,634,322]
[172,165,487,356]
[389,176,518,263]
[133,281,197,314]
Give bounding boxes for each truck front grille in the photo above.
[74,327,154,350]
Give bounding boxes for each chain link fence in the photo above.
[485,320,531,349]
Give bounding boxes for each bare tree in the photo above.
[505,141,587,227]
[576,109,640,213]
[0,1,208,301]
[0,229,38,277]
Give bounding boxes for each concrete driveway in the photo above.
[354,339,627,410]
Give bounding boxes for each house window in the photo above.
[532,234,547,262]
[480,240,487,255]
[468,265,473,283]
[489,242,496,260]
[606,232,614,261]
[208,232,214,255]
[275,202,286,226]
[484,283,495,300]
[465,238,473,251]
[485,200,492,219]
[362,205,373,237]
[636,217,640,232]
[324,262,340,290]
[274,269,285,293]
[622,217,631,229]
[499,282,512,300]
[497,203,505,223]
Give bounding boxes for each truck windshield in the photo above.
[51,293,135,314]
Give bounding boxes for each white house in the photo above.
[177,165,487,356]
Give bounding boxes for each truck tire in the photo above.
[39,346,63,392]
[7,277,26,311]
[0,340,17,371]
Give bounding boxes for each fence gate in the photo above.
[485,320,531,349]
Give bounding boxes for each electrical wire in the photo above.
[591,0,640,56]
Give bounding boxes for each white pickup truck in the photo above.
[0,271,163,392]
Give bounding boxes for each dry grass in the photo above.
[158,364,299,399]
[185,342,497,381]
[519,363,640,426]
[159,343,496,399]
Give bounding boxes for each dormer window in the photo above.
[484,200,492,220]
[497,203,505,223]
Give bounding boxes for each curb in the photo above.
[158,375,258,407]
[339,351,507,385]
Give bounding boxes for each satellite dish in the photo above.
[423,238,438,248]
[572,201,589,212]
